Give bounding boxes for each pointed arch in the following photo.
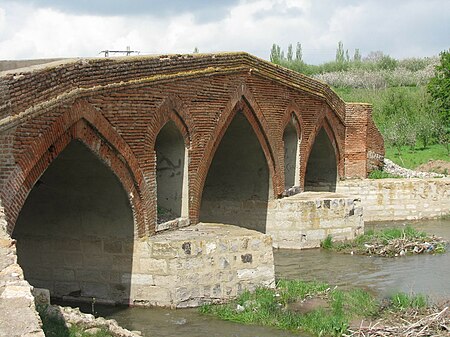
[281,100,304,139]
[154,120,189,226]
[142,95,191,232]
[281,101,304,193]
[302,114,342,191]
[193,89,278,223]
[144,95,191,151]
[3,100,147,236]
[282,114,300,191]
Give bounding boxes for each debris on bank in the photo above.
[322,225,448,257]
[346,305,449,337]
[354,236,447,257]
[383,158,447,178]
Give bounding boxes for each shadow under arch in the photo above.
[199,110,270,233]
[13,140,134,304]
[4,100,147,237]
[304,126,338,192]
[282,112,302,193]
[155,120,189,224]
[143,95,191,233]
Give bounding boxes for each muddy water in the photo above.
[98,219,449,337]
[275,219,450,301]
[97,305,302,337]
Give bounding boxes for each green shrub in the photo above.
[321,235,334,249]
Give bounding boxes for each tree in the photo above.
[287,43,293,61]
[427,49,450,141]
[270,43,282,63]
[380,89,416,162]
[353,49,362,62]
[336,41,345,63]
[378,55,398,70]
[295,42,303,62]
[415,93,439,149]
[193,47,199,54]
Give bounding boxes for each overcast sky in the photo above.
[0,0,448,64]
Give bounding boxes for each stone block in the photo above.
[53,268,75,282]
[139,258,168,275]
[102,239,123,254]
[150,242,179,258]
[63,253,83,268]
[76,269,108,282]
[32,288,51,306]
[54,281,80,297]
[83,254,113,268]
[53,239,81,252]
[122,273,154,286]
[81,282,110,299]
[81,237,102,254]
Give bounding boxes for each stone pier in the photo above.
[267,192,364,249]
[130,223,275,308]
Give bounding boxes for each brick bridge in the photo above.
[0,53,384,306]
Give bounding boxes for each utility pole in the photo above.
[99,46,140,57]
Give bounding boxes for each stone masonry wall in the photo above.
[266,192,364,249]
[0,200,44,337]
[337,178,450,222]
[130,223,275,308]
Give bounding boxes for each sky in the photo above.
[0,0,448,64]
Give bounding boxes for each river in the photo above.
[91,219,449,336]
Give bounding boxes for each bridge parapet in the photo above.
[0,52,347,130]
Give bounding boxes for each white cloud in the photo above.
[0,0,448,62]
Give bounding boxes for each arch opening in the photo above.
[304,128,337,192]
[155,121,188,224]
[283,116,300,193]
[12,140,134,304]
[200,112,269,233]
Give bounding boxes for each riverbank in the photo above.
[200,280,450,337]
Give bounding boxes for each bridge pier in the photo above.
[267,192,364,249]
[130,223,275,308]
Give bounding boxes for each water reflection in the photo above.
[104,306,303,337]
[274,219,450,301]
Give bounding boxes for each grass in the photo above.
[200,280,378,337]
[354,226,426,246]
[390,292,428,311]
[368,170,401,179]
[385,143,449,170]
[200,280,433,337]
[322,225,447,256]
[38,305,113,337]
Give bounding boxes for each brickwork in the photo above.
[0,53,384,236]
